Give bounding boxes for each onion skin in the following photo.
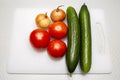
[50,6,66,22]
[35,13,50,28]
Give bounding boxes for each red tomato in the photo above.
[29,29,50,48]
[47,39,67,58]
[48,22,67,39]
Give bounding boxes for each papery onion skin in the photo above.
[35,13,50,28]
[50,5,66,22]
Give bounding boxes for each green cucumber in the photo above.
[79,3,92,73]
[66,6,80,74]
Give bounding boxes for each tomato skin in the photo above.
[48,22,68,39]
[30,29,50,48]
[47,39,67,58]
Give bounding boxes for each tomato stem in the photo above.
[56,5,64,12]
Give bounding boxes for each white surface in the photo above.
[7,8,111,74]
[0,0,120,80]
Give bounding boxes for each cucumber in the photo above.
[79,3,92,73]
[66,6,80,74]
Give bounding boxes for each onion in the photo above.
[50,5,66,22]
[35,13,50,28]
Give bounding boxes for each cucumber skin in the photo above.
[66,6,81,73]
[79,4,92,73]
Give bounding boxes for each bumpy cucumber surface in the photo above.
[79,4,92,73]
[66,6,80,74]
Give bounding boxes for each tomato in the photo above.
[47,39,67,58]
[48,22,68,39]
[29,29,50,48]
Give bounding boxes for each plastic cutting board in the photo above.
[7,8,112,74]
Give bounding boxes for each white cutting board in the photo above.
[7,8,112,74]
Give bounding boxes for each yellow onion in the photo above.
[35,13,50,28]
[50,5,66,22]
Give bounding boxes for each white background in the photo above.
[0,0,120,80]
